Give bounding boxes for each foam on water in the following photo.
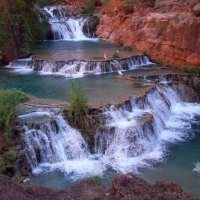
[193,162,200,173]
[20,84,200,180]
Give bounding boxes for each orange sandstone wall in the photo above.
[97,0,200,68]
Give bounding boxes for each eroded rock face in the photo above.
[97,0,200,68]
[82,16,100,38]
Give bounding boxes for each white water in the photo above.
[193,162,200,173]
[20,84,200,180]
[8,55,153,78]
[20,112,89,169]
[44,6,97,41]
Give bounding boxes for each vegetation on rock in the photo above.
[181,67,200,74]
[0,0,51,63]
[81,0,96,15]
[0,89,28,135]
[67,82,89,120]
[112,52,120,59]
[0,89,28,176]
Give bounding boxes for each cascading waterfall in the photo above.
[95,83,200,172]
[19,111,89,169]
[43,6,95,40]
[19,83,200,178]
[8,55,152,78]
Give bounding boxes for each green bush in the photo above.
[0,163,7,174]
[4,150,16,162]
[112,52,120,59]
[68,83,89,119]
[35,0,52,7]
[93,176,102,187]
[181,67,200,74]
[81,0,96,16]
[0,89,28,135]
[123,46,133,51]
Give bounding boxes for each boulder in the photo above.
[193,3,200,16]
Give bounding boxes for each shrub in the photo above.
[0,89,28,135]
[4,150,16,162]
[68,83,89,119]
[35,0,52,7]
[93,176,102,187]
[112,52,120,59]
[123,46,133,51]
[81,0,96,16]
[181,67,200,74]
[157,28,164,37]
[0,163,7,174]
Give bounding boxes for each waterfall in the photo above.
[19,111,89,169]
[19,83,200,178]
[8,55,152,78]
[43,6,96,41]
[95,83,200,172]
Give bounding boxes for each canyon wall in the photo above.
[96,0,200,68]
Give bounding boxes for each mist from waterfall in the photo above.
[19,83,200,179]
[43,6,97,41]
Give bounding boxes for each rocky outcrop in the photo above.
[107,174,192,200]
[192,3,200,16]
[82,16,100,38]
[0,173,193,200]
[97,0,200,68]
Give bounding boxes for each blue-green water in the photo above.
[0,67,150,103]
[141,118,200,198]
[32,40,135,61]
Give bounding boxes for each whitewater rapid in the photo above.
[19,84,200,180]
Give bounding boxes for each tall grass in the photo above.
[0,89,28,135]
[68,83,89,119]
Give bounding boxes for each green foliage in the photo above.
[68,83,89,119]
[0,0,50,59]
[181,67,200,74]
[123,46,133,51]
[0,163,7,174]
[81,0,96,16]
[93,176,102,187]
[103,0,109,4]
[0,13,5,46]
[35,0,52,7]
[112,52,120,59]
[0,89,28,135]
[4,150,16,162]
[157,28,164,37]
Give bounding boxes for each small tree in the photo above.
[68,83,89,120]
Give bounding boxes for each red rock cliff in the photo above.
[97,0,200,68]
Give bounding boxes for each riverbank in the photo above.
[0,173,193,200]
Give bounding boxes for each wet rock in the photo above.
[82,16,99,38]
